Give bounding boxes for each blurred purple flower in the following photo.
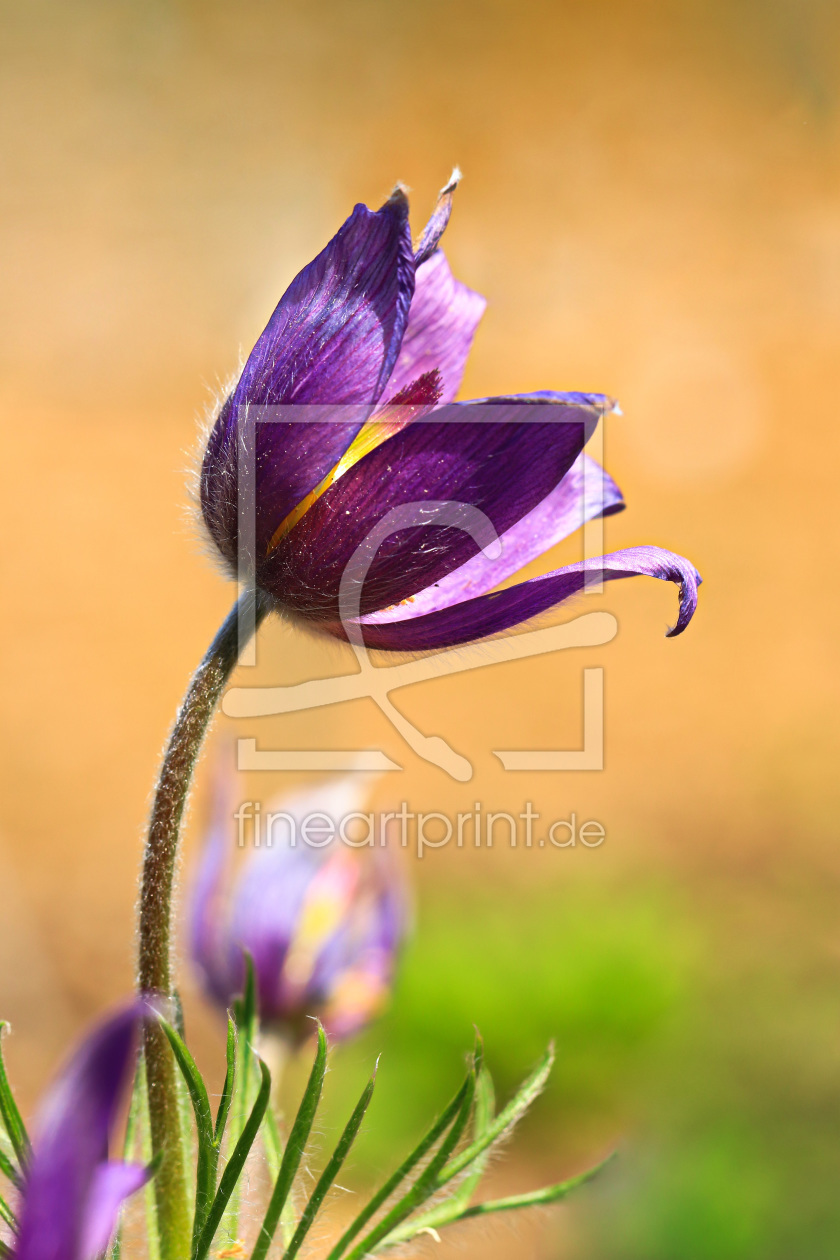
[11,1007,147,1260]
[190,773,406,1042]
[200,173,700,649]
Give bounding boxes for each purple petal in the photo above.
[265,395,607,619]
[200,398,375,573]
[231,191,414,410]
[413,169,460,265]
[15,1008,140,1260]
[79,1163,149,1260]
[342,546,701,650]
[200,193,415,567]
[360,453,624,624]
[385,250,486,405]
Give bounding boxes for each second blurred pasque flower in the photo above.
[189,772,406,1042]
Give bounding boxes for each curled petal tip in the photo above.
[664,564,702,638]
[352,545,700,652]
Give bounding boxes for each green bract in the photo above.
[99,999,613,1260]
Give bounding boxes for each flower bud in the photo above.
[189,771,406,1042]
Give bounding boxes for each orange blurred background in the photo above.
[2,2,840,1256]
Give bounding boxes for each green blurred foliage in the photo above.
[289,871,694,1169]
[581,862,840,1260]
[277,860,840,1259]
[366,878,689,1143]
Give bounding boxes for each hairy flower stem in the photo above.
[137,589,272,1258]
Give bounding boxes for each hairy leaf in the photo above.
[456,1151,616,1221]
[324,1042,481,1260]
[193,1058,271,1260]
[251,1025,328,1260]
[157,1015,217,1246]
[0,1024,30,1171]
[0,1192,16,1230]
[213,1016,237,1147]
[0,1147,20,1190]
[284,1059,379,1260]
[438,1043,554,1186]
[343,1062,478,1260]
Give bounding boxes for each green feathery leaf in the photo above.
[284,1058,379,1260]
[225,955,259,1241]
[213,1016,237,1147]
[451,1062,495,1207]
[193,1058,271,1260]
[0,1147,20,1190]
[262,1104,282,1182]
[251,1024,328,1260]
[323,1041,481,1260]
[342,1058,479,1260]
[437,1042,554,1187]
[233,952,257,1038]
[387,1062,497,1245]
[455,1151,616,1221]
[157,1015,217,1248]
[0,1023,30,1172]
[0,1191,16,1231]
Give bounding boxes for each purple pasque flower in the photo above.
[200,173,700,650]
[190,772,406,1042]
[11,1007,147,1260]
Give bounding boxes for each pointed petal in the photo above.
[385,251,486,404]
[233,192,415,409]
[79,1162,150,1260]
[200,193,415,567]
[360,453,624,624]
[339,546,701,650]
[266,395,607,619]
[414,169,461,265]
[15,1008,140,1260]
